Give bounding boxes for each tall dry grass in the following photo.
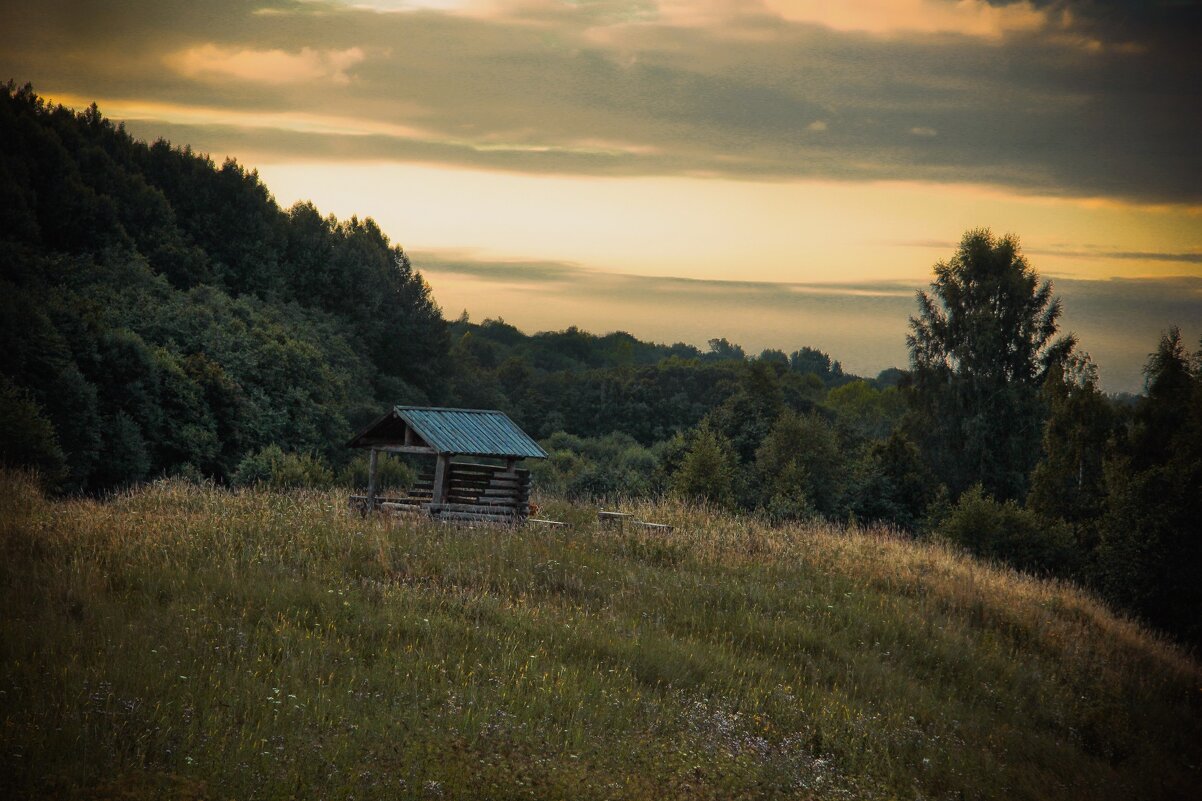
[1,470,1198,800]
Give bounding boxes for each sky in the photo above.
[2,0,1201,391]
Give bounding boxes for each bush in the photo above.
[850,432,933,531]
[232,445,334,489]
[672,424,737,509]
[755,411,843,519]
[936,485,1079,576]
[530,448,586,497]
[0,377,67,487]
[531,431,662,500]
[824,380,905,439]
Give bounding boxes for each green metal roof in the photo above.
[348,406,547,459]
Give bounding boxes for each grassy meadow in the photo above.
[1,469,1199,800]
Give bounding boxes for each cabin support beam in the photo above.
[366,448,380,513]
[432,453,451,506]
[372,445,436,455]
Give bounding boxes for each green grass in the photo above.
[1,469,1199,800]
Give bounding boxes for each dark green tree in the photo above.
[789,346,843,382]
[755,410,844,520]
[757,348,789,367]
[824,379,905,440]
[1094,328,1202,645]
[672,423,738,509]
[0,377,67,484]
[907,229,1073,501]
[704,337,746,362]
[0,85,456,490]
[704,360,785,464]
[851,431,934,531]
[1027,353,1114,549]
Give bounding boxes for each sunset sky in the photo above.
[3,0,1200,391]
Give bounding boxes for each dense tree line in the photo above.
[0,83,447,491]
[1,87,1197,647]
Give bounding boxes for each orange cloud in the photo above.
[167,44,367,85]
[417,0,1052,39]
[759,0,1048,39]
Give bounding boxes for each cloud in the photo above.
[761,0,1050,39]
[414,249,919,301]
[892,240,1202,265]
[49,93,432,139]
[416,251,585,283]
[1,0,1200,203]
[1027,248,1202,265]
[167,44,367,85]
[335,0,477,11]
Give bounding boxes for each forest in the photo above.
[1,82,1199,649]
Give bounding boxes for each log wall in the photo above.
[388,461,532,524]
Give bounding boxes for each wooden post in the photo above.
[366,448,380,513]
[432,453,450,507]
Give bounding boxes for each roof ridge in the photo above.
[393,405,506,415]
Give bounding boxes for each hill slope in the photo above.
[1,469,1198,800]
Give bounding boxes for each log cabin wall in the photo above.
[412,461,532,524]
[444,462,532,523]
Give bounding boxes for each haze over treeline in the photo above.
[1,86,1200,649]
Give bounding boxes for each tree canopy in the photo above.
[0,83,448,491]
[907,228,1073,501]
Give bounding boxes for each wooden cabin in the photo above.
[347,406,547,524]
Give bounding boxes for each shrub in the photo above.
[672,424,737,509]
[531,432,662,500]
[850,432,934,531]
[0,377,67,487]
[936,485,1079,576]
[232,445,334,489]
[755,411,843,519]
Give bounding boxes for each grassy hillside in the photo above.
[1,470,1198,800]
